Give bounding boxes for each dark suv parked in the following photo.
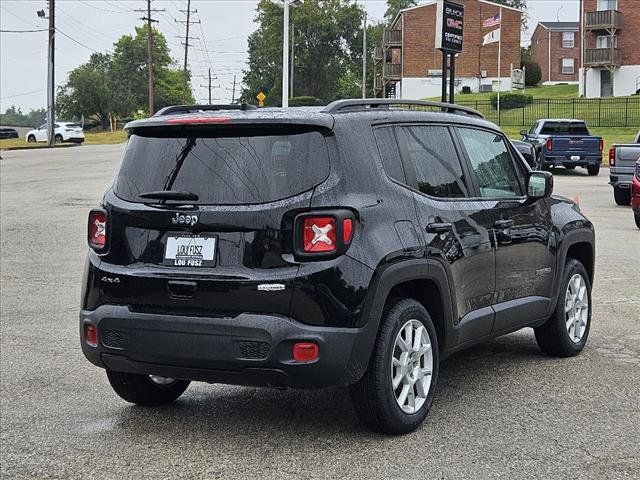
[81,100,595,434]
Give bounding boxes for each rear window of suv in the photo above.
[114,128,331,205]
[540,122,589,135]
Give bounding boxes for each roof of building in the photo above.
[392,0,523,30]
[538,21,580,31]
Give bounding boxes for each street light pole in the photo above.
[47,0,55,147]
[282,0,289,108]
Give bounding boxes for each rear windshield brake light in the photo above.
[165,117,231,124]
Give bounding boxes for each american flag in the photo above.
[483,12,501,28]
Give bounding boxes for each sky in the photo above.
[0,0,580,112]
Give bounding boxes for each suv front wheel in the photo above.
[535,259,592,357]
[106,370,190,406]
[349,298,439,435]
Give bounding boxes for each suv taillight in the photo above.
[609,148,616,166]
[88,209,107,251]
[303,217,337,253]
[546,138,553,151]
[294,210,355,259]
[635,161,640,180]
[599,139,604,152]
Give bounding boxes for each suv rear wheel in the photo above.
[535,259,591,357]
[635,212,640,229]
[613,186,630,206]
[106,370,190,406]
[349,298,439,435]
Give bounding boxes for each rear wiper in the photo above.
[138,190,199,201]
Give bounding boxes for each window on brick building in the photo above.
[597,0,617,11]
[562,58,574,74]
[562,32,574,48]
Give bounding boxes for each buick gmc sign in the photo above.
[435,0,464,53]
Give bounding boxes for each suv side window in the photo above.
[456,127,524,198]
[396,125,468,198]
[374,126,405,183]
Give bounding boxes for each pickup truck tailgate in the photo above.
[552,136,600,154]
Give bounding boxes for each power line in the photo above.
[0,28,48,33]
[54,27,99,53]
[0,89,46,100]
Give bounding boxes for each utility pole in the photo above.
[135,1,165,115]
[198,69,219,105]
[176,0,200,103]
[47,0,55,147]
[362,11,367,99]
[290,22,294,98]
[282,0,290,108]
[232,74,237,103]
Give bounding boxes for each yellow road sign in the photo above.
[256,91,266,103]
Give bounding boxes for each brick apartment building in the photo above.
[580,0,640,97]
[530,22,580,84]
[373,0,522,99]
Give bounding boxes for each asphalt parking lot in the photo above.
[1,144,639,479]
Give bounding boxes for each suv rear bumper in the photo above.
[80,305,373,389]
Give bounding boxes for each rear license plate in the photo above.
[164,235,216,267]
[571,155,580,161]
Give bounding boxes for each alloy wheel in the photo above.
[565,273,589,343]
[391,319,433,414]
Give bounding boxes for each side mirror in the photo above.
[527,171,553,199]
[520,129,528,137]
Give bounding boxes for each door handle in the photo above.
[426,222,453,234]
[494,219,514,229]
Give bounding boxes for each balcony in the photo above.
[584,10,621,31]
[373,46,383,62]
[383,63,402,79]
[383,29,402,46]
[584,48,621,67]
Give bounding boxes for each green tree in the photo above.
[0,106,46,127]
[57,53,113,129]
[384,0,417,25]
[241,0,365,106]
[110,25,192,115]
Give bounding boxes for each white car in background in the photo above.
[26,122,85,144]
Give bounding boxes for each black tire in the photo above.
[635,212,640,229]
[106,370,190,406]
[349,298,439,435]
[534,259,592,357]
[587,164,600,176]
[54,134,63,143]
[613,186,631,206]
[27,135,36,143]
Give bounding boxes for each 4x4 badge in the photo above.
[171,212,199,226]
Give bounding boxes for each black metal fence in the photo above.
[456,97,640,127]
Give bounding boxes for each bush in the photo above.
[521,61,542,86]
[288,96,324,107]
[490,92,533,110]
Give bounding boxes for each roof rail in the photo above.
[154,103,257,116]
[321,99,484,119]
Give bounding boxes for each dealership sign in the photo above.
[435,0,464,53]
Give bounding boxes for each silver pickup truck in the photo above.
[609,131,640,205]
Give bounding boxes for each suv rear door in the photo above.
[391,123,497,346]
[100,124,332,317]
[454,126,556,333]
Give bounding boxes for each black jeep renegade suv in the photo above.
[81,99,595,434]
